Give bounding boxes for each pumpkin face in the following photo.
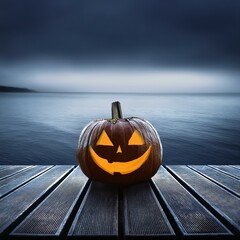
[89,128,152,175]
[77,103,162,184]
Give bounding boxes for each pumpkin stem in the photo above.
[111,101,123,119]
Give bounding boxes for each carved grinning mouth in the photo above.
[89,145,152,175]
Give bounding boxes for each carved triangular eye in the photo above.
[128,130,145,145]
[96,130,114,146]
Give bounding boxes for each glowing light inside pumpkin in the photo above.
[89,129,152,175]
[96,130,114,146]
[89,145,152,175]
[128,130,145,145]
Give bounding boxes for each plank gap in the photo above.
[118,186,125,240]
[208,166,240,180]
[60,178,91,239]
[0,166,33,181]
[149,178,182,239]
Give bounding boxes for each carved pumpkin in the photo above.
[77,101,162,184]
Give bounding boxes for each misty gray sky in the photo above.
[0,0,240,92]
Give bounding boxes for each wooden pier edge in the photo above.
[0,165,239,240]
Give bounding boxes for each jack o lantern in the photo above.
[77,101,162,184]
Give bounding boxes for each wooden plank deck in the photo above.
[0,165,239,240]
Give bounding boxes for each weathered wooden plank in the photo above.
[152,167,232,239]
[10,167,89,239]
[209,165,240,179]
[0,166,32,181]
[0,166,9,171]
[230,165,240,170]
[123,182,175,239]
[189,165,240,197]
[68,182,118,239]
[0,166,52,199]
[167,165,240,236]
[1,165,239,239]
[0,165,74,237]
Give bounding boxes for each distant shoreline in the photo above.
[0,86,239,95]
[0,86,36,93]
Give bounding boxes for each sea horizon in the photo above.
[1,84,240,95]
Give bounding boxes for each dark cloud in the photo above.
[0,0,240,69]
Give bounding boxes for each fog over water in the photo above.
[0,1,239,93]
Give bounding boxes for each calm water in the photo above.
[0,92,239,165]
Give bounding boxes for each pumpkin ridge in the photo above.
[76,102,162,184]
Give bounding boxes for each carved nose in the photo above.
[116,145,122,153]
